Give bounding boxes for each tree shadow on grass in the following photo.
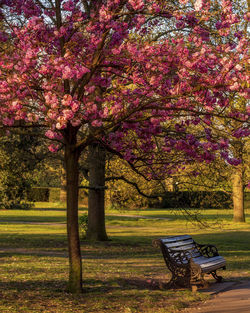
[0,277,164,294]
[0,233,67,249]
[0,280,67,292]
[0,250,68,258]
[1,231,250,261]
[82,278,166,293]
[1,275,249,297]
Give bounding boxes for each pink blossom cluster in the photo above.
[0,0,249,170]
[128,0,144,11]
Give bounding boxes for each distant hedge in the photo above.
[11,187,250,209]
[27,187,50,202]
[27,187,88,203]
[158,191,249,209]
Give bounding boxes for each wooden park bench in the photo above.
[153,235,226,289]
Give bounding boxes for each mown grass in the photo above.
[0,204,250,313]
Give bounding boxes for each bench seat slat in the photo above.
[193,255,222,265]
[165,239,195,248]
[199,257,226,272]
[161,235,192,243]
[169,244,197,251]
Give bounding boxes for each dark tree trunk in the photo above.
[233,163,245,223]
[60,162,67,203]
[86,143,108,241]
[64,129,82,293]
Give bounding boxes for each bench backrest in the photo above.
[160,235,201,260]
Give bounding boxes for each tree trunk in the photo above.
[86,143,108,241]
[233,163,245,223]
[65,140,83,293]
[60,162,67,202]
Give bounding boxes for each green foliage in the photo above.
[27,188,88,204]
[161,191,233,209]
[27,187,50,202]
[0,198,33,210]
[31,158,62,188]
[49,187,61,202]
[106,157,163,210]
[0,131,46,209]
[0,175,34,210]
[79,213,88,239]
[28,187,60,202]
[79,213,88,236]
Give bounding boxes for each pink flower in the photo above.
[56,122,66,130]
[11,101,22,110]
[25,48,35,59]
[235,64,242,71]
[85,86,95,94]
[128,0,144,11]
[3,117,14,126]
[112,47,122,55]
[48,144,60,153]
[91,120,102,127]
[63,109,74,120]
[76,66,90,79]
[229,82,240,91]
[62,94,72,106]
[27,113,39,122]
[45,130,56,139]
[71,101,79,113]
[63,0,75,11]
[99,6,112,22]
[62,66,74,79]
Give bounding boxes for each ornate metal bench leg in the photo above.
[168,274,186,288]
[211,271,223,283]
[167,267,191,288]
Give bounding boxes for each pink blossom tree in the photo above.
[0,0,249,293]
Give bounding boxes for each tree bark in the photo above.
[233,163,245,223]
[60,162,67,202]
[65,133,82,293]
[86,143,108,241]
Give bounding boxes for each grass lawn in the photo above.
[0,204,249,313]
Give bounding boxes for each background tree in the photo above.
[0,129,45,209]
[105,155,166,210]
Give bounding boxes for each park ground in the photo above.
[0,203,250,313]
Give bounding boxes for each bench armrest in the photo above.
[152,239,192,266]
[167,248,192,265]
[196,243,219,257]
